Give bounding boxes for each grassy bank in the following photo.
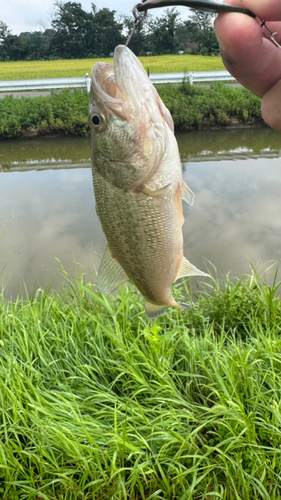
[0,82,263,139]
[0,267,281,499]
[0,54,225,81]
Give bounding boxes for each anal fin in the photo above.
[182,181,195,206]
[144,301,168,319]
[176,256,210,281]
[144,300,192,318]
[97,244,128,294]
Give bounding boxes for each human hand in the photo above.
[214,0,281,130]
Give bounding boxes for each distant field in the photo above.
[0,54,225,80]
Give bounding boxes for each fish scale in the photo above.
[92,169,183,305]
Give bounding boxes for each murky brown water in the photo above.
[0,127,281,298]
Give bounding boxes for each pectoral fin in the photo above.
[142,183,171,198]
[182,181,195,206]
[176,256,210,281]
[97,245,128,294]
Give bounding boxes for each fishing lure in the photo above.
[126,0,281,48]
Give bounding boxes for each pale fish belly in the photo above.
[93,169,183,305]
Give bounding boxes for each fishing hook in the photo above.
[260,20,281,49]
[134,0,281,49]
[126,5,148,46]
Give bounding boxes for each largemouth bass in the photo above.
[90,45,208,318]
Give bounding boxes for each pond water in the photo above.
[0,127,281,298]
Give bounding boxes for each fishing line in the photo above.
[126,6,147,47]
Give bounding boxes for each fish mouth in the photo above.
[91,45,149,121]
[113,45,149,103]
[91,45,174,131]
[114,45,174,132]
[91,59,130,120]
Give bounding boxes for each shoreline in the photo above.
[17,117,266,140]
[1,116,267,141]
[0,84,264,140]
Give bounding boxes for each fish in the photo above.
[89,44,209,318]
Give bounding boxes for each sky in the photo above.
[0,0,191,35]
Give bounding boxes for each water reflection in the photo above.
[183,157,281,277]
[178,128,281,160]
[0,136,91,172]
[0,129,281,297]
[0,167,106,297]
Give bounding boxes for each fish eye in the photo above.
[92,114,101,126]
[90,108,107,132]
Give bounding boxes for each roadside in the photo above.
[0,90,58,98]
[0,81,243,100]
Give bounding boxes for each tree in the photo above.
[0,21,10,43]
[148,9,181,55]
[22,31,54,60]
[0,4,219,61]
[122,14,151,56]
[1,33,28,61]
[185,10,219,55]
[175,20,199,53]
[86,6,125,57]
[50,2,124,59]
[50,1,91,58]
[0,21,11,60]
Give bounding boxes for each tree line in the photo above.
[0,1,219,61]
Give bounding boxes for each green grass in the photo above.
[0,54,225,81]
[1,265,281,499]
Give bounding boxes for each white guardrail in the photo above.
[150,70,235,85]
[0,70,235,93]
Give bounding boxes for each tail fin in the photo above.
[178,302,192,311]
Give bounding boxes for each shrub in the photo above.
[0,84,263,139]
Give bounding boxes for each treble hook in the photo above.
[126,4,148,46]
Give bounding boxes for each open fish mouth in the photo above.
[91,63,129,120]
[113,45,149,106]
[90,45,147,120]
[91,44,174,130]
